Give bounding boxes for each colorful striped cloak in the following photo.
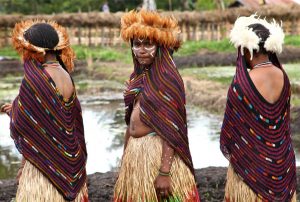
[220,50,296,201]
[124,47,194,174]
[10,59,87,201]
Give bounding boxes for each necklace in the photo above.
[43,61,61,68]
[252,61,272,69]
[44,60,59,64]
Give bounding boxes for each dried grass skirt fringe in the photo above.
[114,134,200,202]
[16,160,88,202]
[225,163,296,202]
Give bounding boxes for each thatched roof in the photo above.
[0,4,300,28]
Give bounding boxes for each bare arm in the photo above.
[154,140,174,198]
[160,140,175,173]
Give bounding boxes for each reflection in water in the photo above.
[82,100,125,174]
[0,114,21,179]
[0,145,20,180]
[109,107,126,151]
[1,99,300,180]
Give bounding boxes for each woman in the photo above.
[113,10,200,202]
[1,20,88,201]
[220,15,296,201]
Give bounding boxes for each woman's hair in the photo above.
[248,23,270,55]
[23,23,68,71]
[24,23,59,49]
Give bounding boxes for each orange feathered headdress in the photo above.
[121,10,181,50]
[12,20,75,72]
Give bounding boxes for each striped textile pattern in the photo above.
[10,59,87,201]
[124,47,194,174]
[220,50,296,201]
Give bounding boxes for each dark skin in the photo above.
[0,103,12,115]
[244,49,284,104]
[43,53,74,100]
[0,52,74,183]
[0,53,73,114]
[124,38,175,199]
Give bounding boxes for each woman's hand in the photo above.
[154,140,175,199]
[0,103,12,116]
[154,175,172,199]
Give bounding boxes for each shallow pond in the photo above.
[0,99,229,179]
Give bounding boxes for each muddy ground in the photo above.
[174,47,300,68]
[1,46,300,76]
[1,167,300,202]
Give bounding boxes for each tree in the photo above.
[195,0,232,10]
[0,0,144,14]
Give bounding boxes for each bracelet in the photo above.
[158,169,171,176]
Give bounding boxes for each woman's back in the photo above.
[9,20,88,201]
[249,64,284,104]
[44,64,74,100]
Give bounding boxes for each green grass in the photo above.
[0,45,132,62]
[176,36,300,56]
[180,63,300,85]
[72,45,131,62]
[284,63,300,83]
[176,39,234,56]
[1,35,300,60]
[285,35,300,47]
[180,66,235,85]
[0,46,19,59]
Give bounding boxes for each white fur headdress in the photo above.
[230,15,284,60]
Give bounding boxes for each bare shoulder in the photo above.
[249,65,284,103]
[249,65,283,83]
[44,66,72,83]
[44,66,74,99]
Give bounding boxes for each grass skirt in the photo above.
[16,160,88,202]
[114,134,200,202]
[225,163,296,202]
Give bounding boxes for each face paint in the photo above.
[144,45,156,57]
[132,46,140,57]
[132,38,158,66]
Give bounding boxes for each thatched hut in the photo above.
[1,5,300,46]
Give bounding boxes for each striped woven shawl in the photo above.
[124,47,194,174]
[10,59,87,200]
[220,50,296,201]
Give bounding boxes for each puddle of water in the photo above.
[0,100,227,179]
[1,100,300,179]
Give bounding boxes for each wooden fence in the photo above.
[0,4,300,47]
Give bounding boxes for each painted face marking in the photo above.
[132,46,141,57]
[150,50,156,57]
[132,48,137,56]
[144,45,156,51]
[144,45,156,57]
[132,46,141,51]
[132,39,157,65]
